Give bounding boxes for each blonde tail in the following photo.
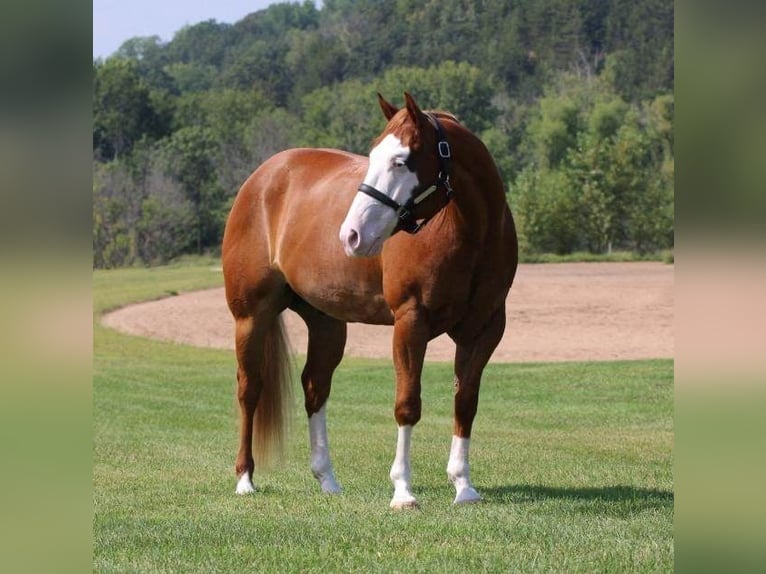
[252,314,293,469]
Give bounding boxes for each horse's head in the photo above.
[339,92,452,257]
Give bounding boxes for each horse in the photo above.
[222,92,518,508]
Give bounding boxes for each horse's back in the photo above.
[231,147,363,214]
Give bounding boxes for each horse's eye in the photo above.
[393,158,407,169]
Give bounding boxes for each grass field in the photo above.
[93,261,673,572]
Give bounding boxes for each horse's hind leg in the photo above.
[291,298,347,493]
[448,305,506,504]
[233,291,291,495]
[233,316,261,494]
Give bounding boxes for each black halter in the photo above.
[357,113,454,234]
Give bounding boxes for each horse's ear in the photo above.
[378,93,399,120]
[404,92,426,126]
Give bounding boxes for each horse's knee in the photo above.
[301,373,331,416]
[395,397,421,427]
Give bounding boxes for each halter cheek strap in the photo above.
[357,113,454,235]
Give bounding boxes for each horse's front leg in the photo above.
[448,305,506,504]
[389,305,429,509]
[294,301,347,494]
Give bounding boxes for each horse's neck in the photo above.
[450,129,505,206]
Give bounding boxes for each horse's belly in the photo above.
[300,289,394,325]
[283,257,393,325]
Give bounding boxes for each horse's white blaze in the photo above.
[447,436,482,504]
[389,425,417,508]
[364,134,417,206]
[235,471,255,495]
[339,134,418,257]
[309,405,342,493]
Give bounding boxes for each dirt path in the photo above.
[101,262,673,363]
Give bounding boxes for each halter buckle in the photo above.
[439,174,454,199]
[438,141,451,159]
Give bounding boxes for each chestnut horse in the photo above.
[222,93,518,508]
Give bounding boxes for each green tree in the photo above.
[160,126,223,254]
[114,35,176,93]
[564,130,615,252]
[511,68,673,256]
[93,58,167,160]
[92,0,675,266]
[512,167,579,254]
[285,29,348,102]
[165,20,231,68]
[380,61,497,132]
[219,39,292,103]
[93,162,132,268]
[604,0,674,100]
[297,61,498,154]
[298,79,379,152]
[136,174,196,264]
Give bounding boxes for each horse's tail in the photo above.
[253,314,293,469]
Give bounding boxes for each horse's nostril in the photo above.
[347,228,360,249]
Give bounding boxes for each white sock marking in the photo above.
[235,471,255,495]
[389,425,417,508]
[447,435,481,504]
[309,405,341,493]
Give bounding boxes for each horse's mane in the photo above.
[428,110,461,124]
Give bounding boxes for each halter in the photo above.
[357,113,454,234]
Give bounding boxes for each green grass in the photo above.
[93,260,673,573]
[93,255,224,315]
[519,249,674,264]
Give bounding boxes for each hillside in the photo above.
[93,0,673,267]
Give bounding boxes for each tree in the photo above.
[115,35,176,93]
[92,0,674,265]
[511,69,673,255]
[165,20,231,68]
[136,173,196,264]
[512,167,580,254]
[160,126,223,254]
[285,29,348,102]
[93,142,198,267]
[93,161,133,268]
[93,58,166,160]
[604,0,674,100]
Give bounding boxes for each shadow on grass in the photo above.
[482,484,673,516]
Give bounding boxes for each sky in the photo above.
[93,0,287,59]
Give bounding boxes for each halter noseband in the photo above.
[357,113,454,234]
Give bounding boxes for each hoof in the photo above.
[235,473,255,495]
[453,487,482,505]
[313,468,342,494]
[390,492,418,509]
[390,499,419,510]
[320,478,343,494]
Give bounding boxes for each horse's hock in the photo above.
[101,262,674,363]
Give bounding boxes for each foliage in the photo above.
[93,141,197,268]
[92,59,171,161]
[93,262,673,571]
[92,0,674,267]
[512,72,674,255]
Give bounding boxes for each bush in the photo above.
[510,74,674,258]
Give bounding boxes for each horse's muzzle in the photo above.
[339,222,383,257]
